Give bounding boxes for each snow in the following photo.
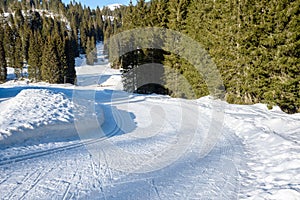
[104,3,123,11]
[0,89,75,148]
[0,43,299,199]
[224,103,300,199]
[2,10,70,31]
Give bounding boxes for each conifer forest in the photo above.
[0,0,299,113]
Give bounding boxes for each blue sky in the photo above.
[62,0,135,8]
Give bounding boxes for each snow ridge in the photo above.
[0,89,73,140]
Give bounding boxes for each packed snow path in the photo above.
[0,94,243,199]
[0,44,299,199]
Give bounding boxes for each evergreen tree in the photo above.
[2,0,297,112]
[14,7,24,29]
[4,25,15,70]
[95,7,104,41]
[41,36,61,83]
[65,36,76,84]
[79,21,87,53]
[56,34,68,83]
[148,0,169,27]
[14,34,23,79]
[22,24,31,62]
[86,36,96,65]
[164,0,197,98]
[30,11,43,31]
[121,0,136,30]
[0,25,7,82]
[28,31,42,81]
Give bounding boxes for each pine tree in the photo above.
[65,36,76,84]
[86,36,96,65]
[55,34,67,83]
[121,0,136,30]
[41,36,61,83]
[30,11,43,31]
[79,22,87,53]
[95,7,104,41]
[148,0,169,27]
[0,25,7,82]
[28,31,42,81]
[4,25,15,70]
[22,24,31,62]
[14,7,24,29]
[163,0,197,98]
[14,34,23,79]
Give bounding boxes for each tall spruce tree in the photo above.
[41,36,61,83]
[65,36,77,84]
[28,31,42,81]
[4,25,15,71]
[0,25,7,82]
[56,34,68,83]
[86,36,96,65]
[163,0,202,98]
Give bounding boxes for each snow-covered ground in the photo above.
[0,43,299,199]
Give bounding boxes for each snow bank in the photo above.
[224,103,300,199]
[0,89,75,147]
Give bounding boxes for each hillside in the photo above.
[0,0,122,84]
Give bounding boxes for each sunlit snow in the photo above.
[0,43,299,199]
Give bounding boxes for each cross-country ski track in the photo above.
[0,43,299,200]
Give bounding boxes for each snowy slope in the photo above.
[0,89,75,147]
[0,43,299,199]
[224,104,300,199]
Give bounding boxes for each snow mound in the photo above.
[0,89,74,141]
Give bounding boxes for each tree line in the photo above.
[0,0,122,84]
[0,0,298,113]
[108,0,299,114]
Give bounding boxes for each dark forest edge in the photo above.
[108,0,299,114]
[0,0,299,114]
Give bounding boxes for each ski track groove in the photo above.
[4,169,40,200]
[62,182,71,200]
[0,106,125,199]
[18,167,54,200]
[46,166,70,199]
[101,148,113,183]
[0,107,125,167]
[91,156,107,200]
[64,157,84,200]
[0,174,11,185]
[151,179,162,200]
[65,162,80,199]
[101,105,125,184]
